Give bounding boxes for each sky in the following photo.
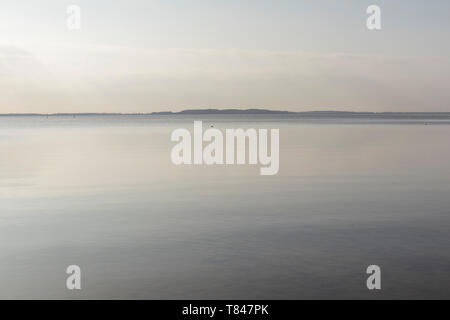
[0,0,449,113]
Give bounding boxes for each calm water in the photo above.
[0,115,449,299]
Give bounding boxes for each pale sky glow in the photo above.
[1,0,450,113]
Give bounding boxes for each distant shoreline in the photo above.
[1,109,450,119]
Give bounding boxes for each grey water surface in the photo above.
[0,115,449,299]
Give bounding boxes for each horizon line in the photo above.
[1,108,450,116]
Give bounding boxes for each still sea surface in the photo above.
[0,115,449,299]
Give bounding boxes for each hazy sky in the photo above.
[1,0,449,113]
